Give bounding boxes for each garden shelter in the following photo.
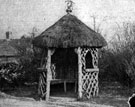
[33,9,107,100]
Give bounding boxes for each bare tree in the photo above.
[90,14,108,34]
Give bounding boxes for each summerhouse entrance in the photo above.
[50,48,78,96]
[51,48,78,92]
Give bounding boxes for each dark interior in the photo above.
[51,48,78,80]
[85,51,93,69]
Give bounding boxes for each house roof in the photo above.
[33,14,107,48]
[0,40,18,57]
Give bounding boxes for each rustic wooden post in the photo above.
[75,47,83,99]
[46,49,51,101]
[46,48,55,101]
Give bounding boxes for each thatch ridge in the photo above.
[33,14,107,48]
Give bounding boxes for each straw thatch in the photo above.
[33,14,107,48]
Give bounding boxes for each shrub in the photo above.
[10,37,41,84]
[99,22,135,87]
[0,62,25,90]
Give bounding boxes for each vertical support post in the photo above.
[77,47,82,99]
[46,49,51,101]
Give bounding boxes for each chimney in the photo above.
[5,31,12,41]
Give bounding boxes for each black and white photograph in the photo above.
[0,0,135,107]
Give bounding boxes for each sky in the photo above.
[0,0,135,40]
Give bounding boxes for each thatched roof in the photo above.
[33,14,107,48]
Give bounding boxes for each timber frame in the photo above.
[38,47,99,101]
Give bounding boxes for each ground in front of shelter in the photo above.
[0,81,132,107]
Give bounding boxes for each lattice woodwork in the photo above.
[38,71,47,100]
[82,70,99,98]
[90,48,98,68]
[50,64,56,79]
[80,48,98,70]
[80,48,99,98]
[38,63,56,100]
[38,49,55,100]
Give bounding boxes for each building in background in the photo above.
[0,31,18,64]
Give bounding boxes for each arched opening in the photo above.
[85,51,93,69]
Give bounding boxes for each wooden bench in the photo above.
[51,79,77,93]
